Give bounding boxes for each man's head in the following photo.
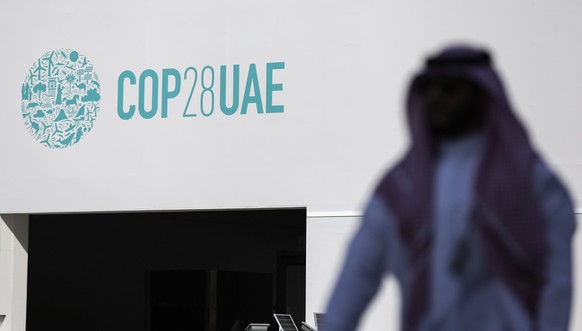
[409,47,494,140]
[419,74,488,139]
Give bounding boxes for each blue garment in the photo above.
[324,133,575,331]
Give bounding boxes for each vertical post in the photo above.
[0,214,29,331]
[207,270,217,331]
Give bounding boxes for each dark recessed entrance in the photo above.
[26,209,306,331]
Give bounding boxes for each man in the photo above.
[324,45,576,331]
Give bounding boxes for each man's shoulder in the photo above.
[531,160,572,202]
[531,159,576,224]
[364,193,394,221]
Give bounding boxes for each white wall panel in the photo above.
[0,0,580,213]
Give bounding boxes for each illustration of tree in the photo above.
[33,83,47,100]
[65,73,76,92]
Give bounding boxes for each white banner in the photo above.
[0,0,580,213]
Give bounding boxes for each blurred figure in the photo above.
[324,45,576,331]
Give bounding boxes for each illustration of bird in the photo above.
[30,120,40,135]
[65,123,76,132]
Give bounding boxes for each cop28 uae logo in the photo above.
[21,49,100,149]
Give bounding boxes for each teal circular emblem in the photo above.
[21,49,100,148]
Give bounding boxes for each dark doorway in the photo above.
[147,270,274,331]
[148,270,207,331]
[26,209,306,331]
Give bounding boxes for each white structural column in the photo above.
[0,215,29,331]
[305,214,399,331]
